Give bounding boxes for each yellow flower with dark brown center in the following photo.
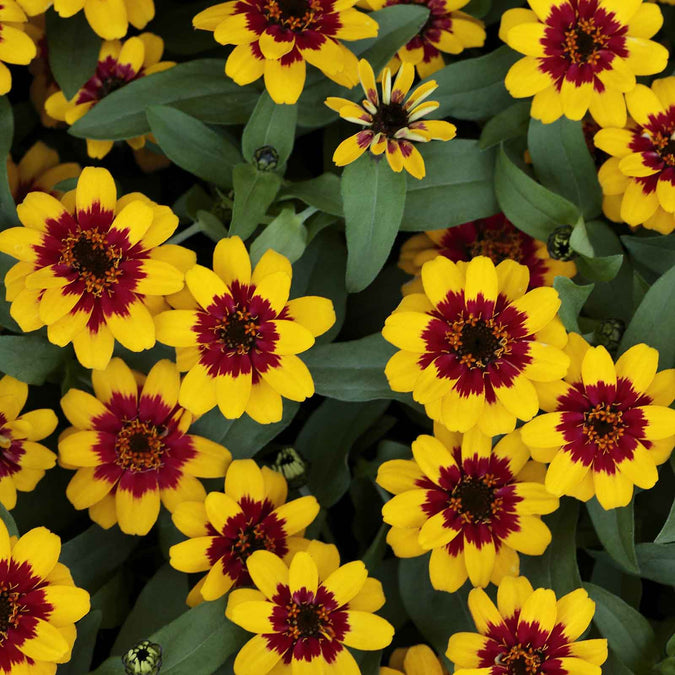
[0,1,36,95]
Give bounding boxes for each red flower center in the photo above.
[370,102,410,137]
[233,521,277,556]
[0,588,22,635]
[264,0,321,31]
[286,596,334,640]
[583,403,625,451]
[498,644,545,674]
[446,315,510,369]
[77,56,140,105]
[449,476,498,524]
[562,18,608,65]
[115,420,166,472]
[217,308,260,355]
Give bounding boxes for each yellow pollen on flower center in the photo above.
[216,309,260,355]
[468,230,524,265]
[285,601,334,641]
[497,643,545,674]
[233,522,274,557]
[648,129,675,167]
[445,315,510,368]
[264,0,322,31]
[0,587,22,638]
[115,419,166,472]
[561,18,609,65]
[448,476,500,524]
[583,404,625,451]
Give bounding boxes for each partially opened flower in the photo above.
[170,459,319,606]
[595,77,675,234]
[383,255,569,435]
[500,0,668,125]
[0,521,90,673]
[0,375,57,510]
[226,542,394,674]
[521,333,675,509]
[381,644,446,675]
[327,59,456,178]
[59,358,232,536]
[399,214,577,295]
[0,167,190,370]
[447,576,607,674]
[8,141,80,204]
[155,236,335,424]
[377,425,558,592]
[0,2,36,95]
[17,0,154,39]
[45,34,174,158]
[24,15,61,128]
[193,0,377,104]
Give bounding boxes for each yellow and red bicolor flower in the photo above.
[326,59,456,179]
[521,333,675,510]
[0,167,191,371]
[193,0,377,105]
[500,0,668,126]
[399,213,577,295]
[8,141,80,205]
[17,0,154,39]
[381,644,447,675]
[0,375,57,510]
[366,0,485,78]
[155,236,335,425]
[45,34,174,159]
[0,1,36,95]
[170,459,319,606]
[0,521,90,673]
[377,424,558,593]
[226,541,394,674]
[58,358,232,536]
[595,76,675,234]
[447,576,607,674]
[383,256,569,436]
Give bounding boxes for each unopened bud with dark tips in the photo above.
[594,318,625,353]
[254,145,279,171]
[547,225,576,261]
[271,447,309,489]
[122,640,163,675]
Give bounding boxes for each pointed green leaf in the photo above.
[587,499,640,575]
[229,163,282,240]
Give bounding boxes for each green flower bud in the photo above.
[594,318,625,353]
[546,225,576,262]
[122,640,163,675]
[253,145,279,171]
[271,448,309,489]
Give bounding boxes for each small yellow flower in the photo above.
[0,1,36,95]
[381,644,447,675]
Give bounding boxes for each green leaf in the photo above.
[428,46,521,120]
[479,101,531,149]
[279,173,343,217]
[495,146,581,240]
[618,263,675,366]
[70,59,259,141]
[229,164,282,240]
[250,208,307,266]
[0,98,17,227]
[527,118,602,219]
[45,9,100,100]
[402,141,497,230]
[622,233,675,277]
[553,277,594,333]
[241,91,297,169]
[585,582,658,674]
[0,503,18,537]
[586,499,640,575]
[296,399,389,507]
[0,335,66,385]
[147,106,242,189]
[635,543,675,585]
[576,254,624,282]
[342,153,406,293]
[58,610,102,675]
[655,497,675,544]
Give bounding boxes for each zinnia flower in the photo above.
[398,214,577,295]
[326,59,457,178]
[0,375,57,510]
[193,0,377,105]
[500,0,668,125]
[520,333,675,509]
[366,0,485,78]
[155,236,335,424]
[595,76,675,234]
[0,520,90,673]
[447,576,607,675]
[170,459,319,606]
[58,358,231,536]
[16,0,154,39]
[377,424,558,592]
[226,542,394,674]
[383,255,569,436]
[0,167,190,370]
[381,644,446,675]
[0,2,36,95]
[8,141,80,204]
[45,34,174,159]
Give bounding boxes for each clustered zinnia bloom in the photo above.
[500,0,668,125]
[521,333,675,509]
[327,59,457,178]
[0,167,191,370]
[380,644,446,675]
[193,0,377,105]
[58,358,232,536]
[226,543,394,674]
[170,459,319,606]
[45,34,174,159]
[8,141,80,205]
[595,77,675,234]
[398,214,577,295]
[0,2,36,95]
[378,425,558,592]
[17,0,154,39]
[366,0,485,78]
[0,521,90,673]
[383,255,569,435]
[0,375,57,510]
[155,236,335,425]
